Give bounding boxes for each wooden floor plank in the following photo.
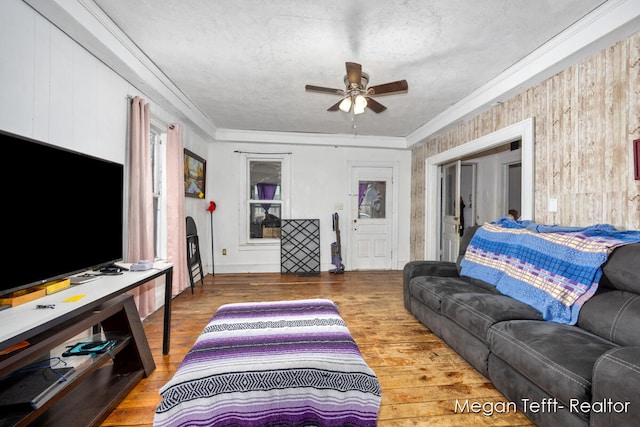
[101,271,533,426]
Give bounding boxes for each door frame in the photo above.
[440,160,461,261]
[425,118,535,260]
[348,161,399,270]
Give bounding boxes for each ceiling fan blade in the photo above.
[305,85,344,95]
[367,79,408,96]
[327,100,342,111]
[346,62,362,87]
[365,97,387,113]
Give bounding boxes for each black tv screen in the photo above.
[1,129,124,296]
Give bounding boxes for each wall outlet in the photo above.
[549,198,558,212]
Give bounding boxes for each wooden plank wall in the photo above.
[410,31,640,260]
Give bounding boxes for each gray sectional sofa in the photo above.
[403,225,640,426]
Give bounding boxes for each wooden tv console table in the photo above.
[0,262,173,427]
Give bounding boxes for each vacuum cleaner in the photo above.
[330,212,345,274]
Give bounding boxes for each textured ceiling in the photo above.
[94,0,606,138]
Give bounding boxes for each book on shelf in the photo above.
[0,340,30,356]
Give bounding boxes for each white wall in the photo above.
[205,141,411,273]
[0,0,211,309]
[0,0,127,162]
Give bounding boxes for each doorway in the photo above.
[426,118,535,260]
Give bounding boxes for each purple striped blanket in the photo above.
[154,299,381,427]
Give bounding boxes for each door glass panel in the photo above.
[358,181,386,218]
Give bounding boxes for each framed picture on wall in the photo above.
[184,149,206,198]
[634,139,640,180]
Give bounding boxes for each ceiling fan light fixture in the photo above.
[339,97,352,113]
[353,94,367,115]
[305,62,407,116]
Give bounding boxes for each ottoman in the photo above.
[154,299,381,426]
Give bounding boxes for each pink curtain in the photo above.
[166,124,189,295]
[127,96,156,317]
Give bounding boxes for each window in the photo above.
[241,153,290,244]
[250,160,282,238]
[150,124,167,259]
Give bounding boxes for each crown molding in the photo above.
[215,128,407,149]
[407,0,640,148]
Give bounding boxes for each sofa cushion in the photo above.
[441,293,543,343]
[601,243,640,294]
[488,320,617,408]
[591,347,640,427]
[408,275,498,313]
[403,260,459,310]
[488,354,589,426]
[455,225,498,291]
[456,225,480,274]
[439,317,492,378]
[578,290,640,346]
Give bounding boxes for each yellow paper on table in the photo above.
[63,294,87,302]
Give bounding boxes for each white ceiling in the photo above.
[26,0,640,146]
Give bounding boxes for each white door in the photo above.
[441,161,461,262]
[350,166,393,270]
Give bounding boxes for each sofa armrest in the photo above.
[590,347,640,426]
[402,260,458,310]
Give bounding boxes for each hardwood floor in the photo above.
[101,271,533,426]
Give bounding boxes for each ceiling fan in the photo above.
[305,62,408,115]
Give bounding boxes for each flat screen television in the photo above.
[1,129,124,296]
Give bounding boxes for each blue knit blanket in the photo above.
[460,218,640,324]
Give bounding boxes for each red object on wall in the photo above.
[634,139,640,180]
[207,201,217,213]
